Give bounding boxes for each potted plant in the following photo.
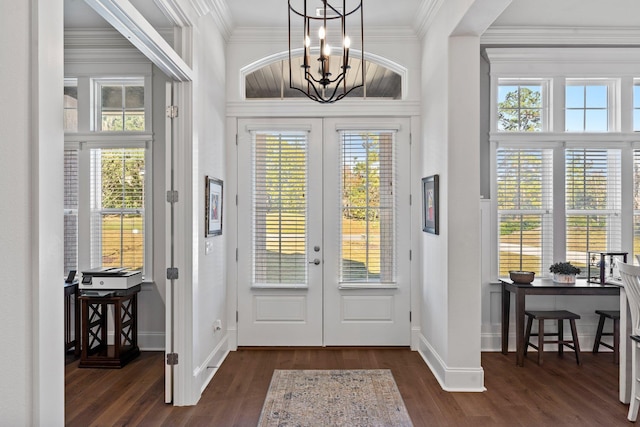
[549,262,581,283]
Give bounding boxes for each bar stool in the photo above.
[524,310,581,365]
[592,310,620,364]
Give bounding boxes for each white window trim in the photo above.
[564,78,619,133]
[487,48,640,275]
[493,78,551,133]
[92,77,152,132]
[65,139,154,281]
[64,68,154,280]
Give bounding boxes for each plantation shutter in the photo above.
[566,148,621,267]
[64,149,79,274]
[339,130,396,283]
[496,148,553,276]
[252,131,308,286]
[89,147,145,271]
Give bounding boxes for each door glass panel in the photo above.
[252,131,308,285]
[340,131,395,283]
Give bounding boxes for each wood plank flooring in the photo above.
[65,348,631,426]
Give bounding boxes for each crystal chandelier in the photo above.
[288,0,364,103]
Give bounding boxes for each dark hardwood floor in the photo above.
[66,348,632,426]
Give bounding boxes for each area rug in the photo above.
[257,369,413,427]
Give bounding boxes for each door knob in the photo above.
[309,258,321,265]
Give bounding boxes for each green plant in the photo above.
[549,262,581,275]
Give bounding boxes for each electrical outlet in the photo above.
[214,319,222,332]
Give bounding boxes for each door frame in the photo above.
[233,116,417,347]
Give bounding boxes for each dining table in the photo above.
[500,276,632,403]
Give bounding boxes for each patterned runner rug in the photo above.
[258,369,414,427]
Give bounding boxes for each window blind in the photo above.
[497,148,553,276]
[634,150,640,257]
[252,131,308,285]
[64,149,79,274]
[90,148,145,271]
[565,148,621,268]
[340,131,396,283]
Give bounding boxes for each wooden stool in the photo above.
[592,310,620,364]
[524,310,581,365]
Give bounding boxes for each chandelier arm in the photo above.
[288,0,364,103]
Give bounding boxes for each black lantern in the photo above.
[288,0,364,103]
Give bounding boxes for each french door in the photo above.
[237,117,411,346]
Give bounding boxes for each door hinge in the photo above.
[409,250,412,261]
[235,134,238,146]
[166,105,178,118]
[166,190,179,204]
[235,194,238,206]
[409,311,412,322]
[167,267,179,280]
[409,194,412,205]
[236,311,239,322]
[235,248,238,262]
[166,353,179,365]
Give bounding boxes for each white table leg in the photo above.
[621,287,632,404]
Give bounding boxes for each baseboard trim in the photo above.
[195,334,230,394]
[417,333,486,392]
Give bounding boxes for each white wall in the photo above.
[190,11,229,396]
[0,0,65,424]
[417,0,510,392]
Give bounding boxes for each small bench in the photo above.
[524,310,581,365]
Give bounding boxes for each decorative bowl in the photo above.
[509,270,535,284]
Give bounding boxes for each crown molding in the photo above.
[414,0,444,40]
[154,0,193,27]
[485,47,640,64]
[188,0,233,40]
[482,26,640,46]
[208,0,233,41]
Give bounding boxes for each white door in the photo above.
[237,117,411,346]
[237,118,324,345]
[322,118,411,345]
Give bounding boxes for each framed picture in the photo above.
[206,176,223,236]
[422,174,439,235]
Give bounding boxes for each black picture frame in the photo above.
[422,174,439,235]
[206,176,223,236]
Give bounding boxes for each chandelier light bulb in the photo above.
[324,44,331,56]
[305,35,311,47]
[318,26,325,40]
[343,36,351,49]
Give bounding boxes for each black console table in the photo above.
[64,281,80,358]
[78,285,141,368]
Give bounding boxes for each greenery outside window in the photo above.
[565,149,622,268]
[64,72,152,279]
[497,80,547,132]
[90,147,146,271]
[252,131,308,285]
[340,131,396,283]
[497,148,553,276]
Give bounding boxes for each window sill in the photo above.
[251,284,309,290]
[338,283,398,290]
